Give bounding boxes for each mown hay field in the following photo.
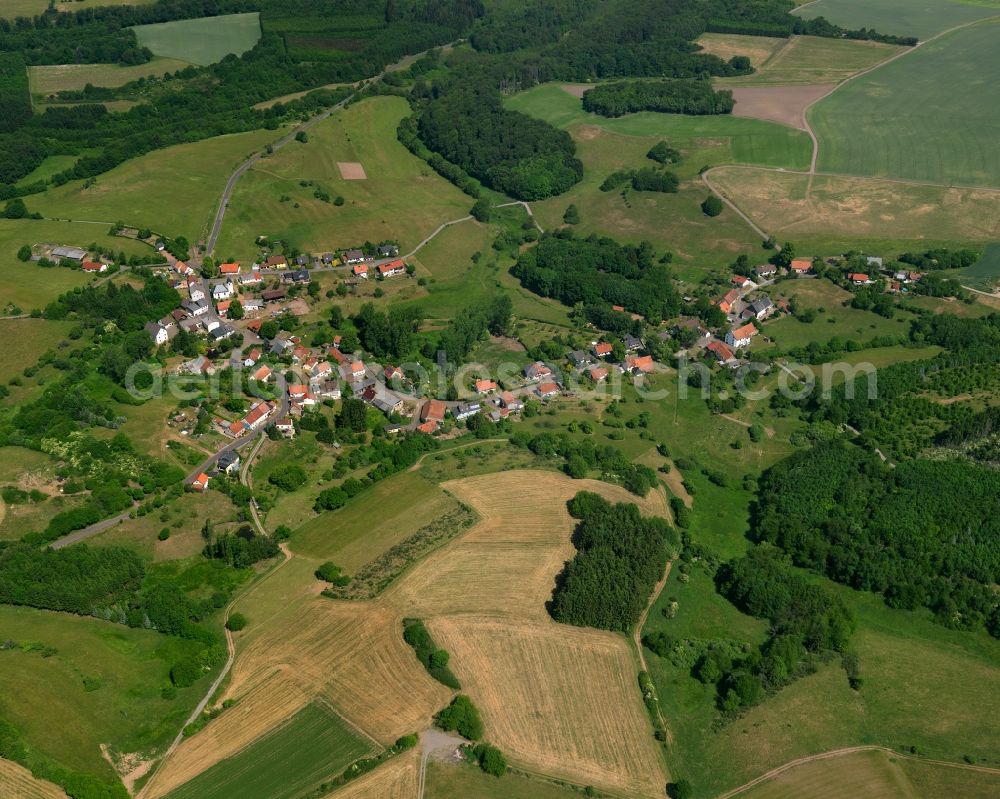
[162,702,370,799]
[0,759,66,799]
[708,166,1000,254]
[322,747,419,799]
[28,58,192,95]
[131,13,261,67]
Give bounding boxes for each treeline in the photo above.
[753,440,1000,637]
[42,274,180,329]
[582,79,734,117]
[416,75,582,200]
[550,491,677,632]
[0,53,30,134]
[899,247,979,270]
[511,229,680,323]
[600,167,679,193]
[402,618,461,689]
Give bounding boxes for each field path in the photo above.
[632,559,672,741]
[714,745,1000,799]
[416,729,465,799]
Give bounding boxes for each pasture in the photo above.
[30,129,281,242]
[162,702,370,799]
[793,0,997,40]
[131,13,262,67]
[0,318,74,382]
[28,58,192,95]
[707,167,1000,254]
[901,758,1000,798]
[15,156,80,188]
[811,20,1000,188]
[215,96,471,263]
[0,605,211,781]
[703,34,904,86]
[0,219,152,311]
[0,760,65,799]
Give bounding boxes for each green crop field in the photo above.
[0,219,150,312]
[957,242,1000,290]
[29,57,193,95]
[215,96,472,263]
[0,605,212,780]
[812,20,1000,188]
[292,470,460,573]
[131,12,262,67]
[30,128,282,242]
[163,702,370,799]
[793,0,998,40]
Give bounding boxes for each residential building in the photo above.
[420,399,447,423]
[731,275,752,289]
[191,473,210,491]
[726,322,758,349]
[742,296,775,321]
[755,264,777,279]
[707,339,735,363]
[524,361,552,382]
[238,271,263,286]
[499,391,524,411]
[622,334,643,352]
[625,355,655,374]
[848,273,872,285]
[475,378,497,394]
[453,401,481,420]
[353,262,369,279]
[377,259,406,278]
[589,366,609,383]
[251,364,272,382]
[536,381,560,398]
[264,255,288,269]
[182,298,210,316]
[82,260,107,273]
[219,262,241,275]
[343,249,366,264]
[790,258,813,274]
[567,350,592,368]
[217,452,240,475]
[718,289,740,314]
[377,244,399,258]
[144,322,169,346]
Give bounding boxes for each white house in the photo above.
[144,322,169,346]
[725,322,758,349]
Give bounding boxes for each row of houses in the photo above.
[353,258,407,280]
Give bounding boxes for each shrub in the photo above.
[403,618,461,689]
[471,743,507,776]
[170,656,203,687]
[701,195,723,216]
[226,612,247,632]
[435,695,483,740]
[158,527,170,541]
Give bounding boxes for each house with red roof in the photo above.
[288,384,308,400]
[718,289,740,314]
[219,262,241,275]
[384,364,404,382]
[420,399,446,423]
[475,379,497,394]
[499,391,523,411]
[593,342,613,358]
[82,260,107,273]
[251,364,272,383]
[848,273,872,285]
[536,382,559,399]
[264,255,287,269]
[353,262,369,279]
[378,259,406,278]
[625,355,655,374]
[589,366,609,383]
[790,258,812,274]
[524,361,552,382]
[416,420,439,434]
[731,275,752,289]
[707,339,735,363]
[725,323,758,349]
[191,473,210,491]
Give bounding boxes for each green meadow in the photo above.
[163,702,370,799]
[0,605,211,780]
[131,12,262,67]
[812,19,1000,188]
[29,58,193,95]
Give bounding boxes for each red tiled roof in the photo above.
[594,342,613,356]
[707,340,735,361]
[416,420,438,434]
[731,323,758,340]
[626,355,655,373]
[589,366,609,381]
[219,262,240,274]
[421,399,446,422]
[537,382,559,395]
[790,258,812,271]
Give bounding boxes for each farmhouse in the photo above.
[421,399,447,423]
[377,259,406,278]
[524,361,553,382]
[790,258,812,274]
[219,262,241,275]
[144,322,170,346]
[499,391,524,411]
[718,289,740,314]
[82,260,107,273]
[625,355,655,374]
[726,322,758,349]
[707,339,736,363]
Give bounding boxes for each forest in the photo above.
[511,230,680,323]
[0,53,30,133]
[582,79,735,117]
[754,440,1000,637]
[550,491,677,632]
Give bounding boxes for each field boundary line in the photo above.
[633,557,673,745]
[715,745,1000,799]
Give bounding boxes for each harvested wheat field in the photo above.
[337,162,367,180]
[323,747,419,799]
[144,601,449,799]
[0,759,66,799]
[387,471,667,619]
[730,85,834,130]
[430,615,666,797]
